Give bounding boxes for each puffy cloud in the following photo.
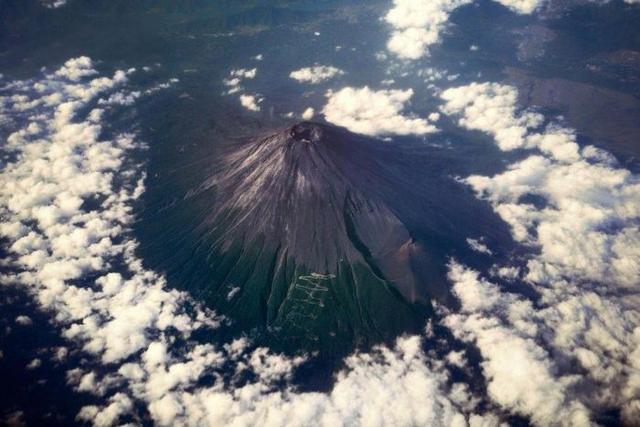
[384,0,543,59]
[27,358,42,370]
[444,263,592,425]
[469,156,639,286]
[442,82,639,286]
[301,107,314,120]
[98,91,141,106]
[239,94,263,112]
[445,257,640,425]
[322,86,438,136]
[15,315,33,326]
[227,68,257,80]
[385,0,472,59]
[76,393,133,427]
[54,57,98,81]
[141,337,492,427]
[441,82,543,151]
[442,82,584,161]
[441,82,640,424]
[492,0,544,13]
[223,68,257,95]
[0,60,216,364]
[289,65,344,84]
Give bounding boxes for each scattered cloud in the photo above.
[98,91,141,106]
[289,65,345,84]
[322,86,438,136]
[444,262,592,425]
[228,68,257,80]
[222,68,264,112]
[441,82,640,424]
[223,68,257,95]
[144,78,180,96]
[239,94,263,112]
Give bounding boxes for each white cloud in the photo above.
[441,82,543,151]
[27,358,42,370]
[384,0,473,59]
[98,91,141,106]
[466,238,492,255]
[441,82,583,162]
[76,393,133,427]
[239,94,262,112]
[289,65,344,84]
[442,82,639,285]
[322,86,438,136]
[229,68,257,80]
[444,262,592,426]
[54,57,98,81]
[384,0,543,59]
[301,107,314,120]
[145,336,494,427]
[493,0,544,13]
[441,82,640,424]
[42,0,69,9]
[15,315,33,326]
[222,68,257,95]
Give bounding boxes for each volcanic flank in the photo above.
[138,121,509,351]
[202,123,436,300]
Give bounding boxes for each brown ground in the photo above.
[505,67,640,162]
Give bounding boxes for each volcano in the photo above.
[199,122,440,298]
[138,122,509,351]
